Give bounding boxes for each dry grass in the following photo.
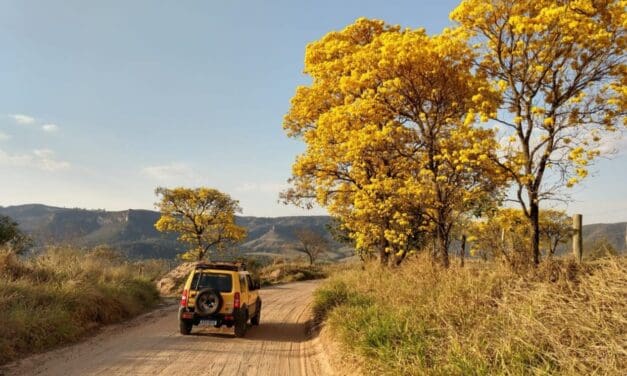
[0,246,168,365]
[314,255,627,375]
[257,261,329,286]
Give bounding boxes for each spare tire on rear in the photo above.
[194,288,222,316]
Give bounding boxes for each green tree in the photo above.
[0,215,31,254]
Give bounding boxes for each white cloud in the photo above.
[0,132,10,141]
[235,182,289,193]
[0,148,70,171]
[9,114,36,125]
[598,134,627,156]
[42,123,59,132]
[141,163,197,182]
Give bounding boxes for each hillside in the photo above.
[1,204,624,260]
[0,204,350,260]
[582,222,627,251]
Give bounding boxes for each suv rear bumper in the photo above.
[179,307,242,326]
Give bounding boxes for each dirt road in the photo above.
[2,280,333,376]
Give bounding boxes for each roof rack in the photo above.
[195,261,246,272]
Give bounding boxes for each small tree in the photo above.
[0,215,31,254]
[470,208,574,267]
[539,210,573,256]
[469,209,532,268]
[294,228,329,265]
[154,187,247,261]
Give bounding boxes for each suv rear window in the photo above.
[190,272,232,292]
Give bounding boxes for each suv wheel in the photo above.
[234,311,248,338]
[251,301,261,326]
[180,320,193,335]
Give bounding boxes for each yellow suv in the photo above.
[178,262,261,337]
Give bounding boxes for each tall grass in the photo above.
[0,246,168,365]
[315,256,627,375]
[258,260,329,286]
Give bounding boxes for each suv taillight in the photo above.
[180,289,188,307]
[234,292,240,309]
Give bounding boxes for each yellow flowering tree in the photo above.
[154,187,247,261]
[282,19,505,266]
[469,208,572,268]
[452,0,626,265]
[539,209,573,256]
[469,208,531,267]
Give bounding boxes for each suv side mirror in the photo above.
[254,280,261,290]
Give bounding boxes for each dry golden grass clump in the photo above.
[257,260,329,286]
[0,246,168,365]
[315,256,627,375]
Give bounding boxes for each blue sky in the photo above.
[0,0,625,223]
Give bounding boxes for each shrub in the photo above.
[0,246,166,365]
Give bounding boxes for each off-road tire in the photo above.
[251,301,261,326]
[234,311,248,338]
[180,320,193,335]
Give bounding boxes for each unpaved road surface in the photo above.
[2,280,333,376]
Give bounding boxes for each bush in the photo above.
[315,255,627,375]
[0,246,166,365]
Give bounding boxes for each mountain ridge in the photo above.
[0,204,347,260]
[1,204,624,259]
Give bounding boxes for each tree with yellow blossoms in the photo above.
[539,209,573,256]
[154,187,247,261]
[469,208,573,268]
[452,0,626,265]
[282,19,505,266]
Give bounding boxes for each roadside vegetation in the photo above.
[257,260,328,286]
[0,245,168,365]
[285,3,625,372]
[315,255,626,375]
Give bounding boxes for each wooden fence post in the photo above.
[573,214,583,263]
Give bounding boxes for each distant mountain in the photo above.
[1,204,623,260]
[0,204,351,260]
[582,222,627,251]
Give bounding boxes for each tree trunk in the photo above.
[436,226,450,268]
[394,248,408,266]
[308,252,315,266]
[460,234,466,268]
[530,199,541,266]
[550,237,559,257]
[379,245,389,266]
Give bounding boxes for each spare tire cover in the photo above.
[194,288,223,316]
